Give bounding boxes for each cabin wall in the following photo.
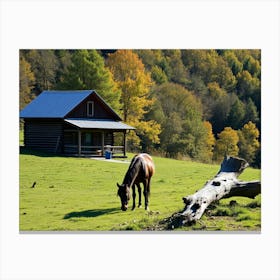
[24,119,64,153]
[66,95,116,119]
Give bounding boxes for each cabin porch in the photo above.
[63,128,128,158]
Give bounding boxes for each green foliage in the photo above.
[150,83,210,160]
[236,70,260,104]
[24,49,59,92]
[244,98,259,125]
[182,49,236,91]
[19,49,261,166]
[227,96,246,129]
[151,65,168,84]
[58,50,121,111]
[207,94,233,135]
[223,50,243,75]
[20,152,260,231]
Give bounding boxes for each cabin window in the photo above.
[87,101,94,117]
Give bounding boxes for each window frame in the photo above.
[87,101,94,117]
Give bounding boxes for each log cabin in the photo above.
[20,90,135,157]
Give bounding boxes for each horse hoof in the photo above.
[145,207,150,211]
[138,205,142,208]
[131,207,135,211]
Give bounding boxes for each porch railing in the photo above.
[64,144,125,156]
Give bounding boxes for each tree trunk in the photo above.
[164,156,261,228]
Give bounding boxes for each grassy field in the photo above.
[19,150,261,231]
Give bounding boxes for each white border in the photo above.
[1,0,280,279]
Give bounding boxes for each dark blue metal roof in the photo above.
[20,90,94,118]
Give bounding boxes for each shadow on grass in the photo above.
[63,207,120,219]
[20,147,64,158]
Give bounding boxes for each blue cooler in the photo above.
[105,150,112,159]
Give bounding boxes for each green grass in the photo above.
[19,150,261,231]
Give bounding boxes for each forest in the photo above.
[19,49,261,167]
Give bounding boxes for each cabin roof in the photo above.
[20,90,121,120]
[64,118,135,130]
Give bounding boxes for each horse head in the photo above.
[117,183,131,211]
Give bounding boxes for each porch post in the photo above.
[123,130,127,157]
[101,131,105,156]
[78,129,81,156]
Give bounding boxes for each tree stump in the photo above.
[165,156,261,228]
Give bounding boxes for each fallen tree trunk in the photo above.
[164,156,261,229]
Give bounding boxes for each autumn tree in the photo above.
[222,50,243,76]
[238,121,260,165]
[213,127,239,162]
[20,55,35,110]
[207,82,227,99]
[181,49,236,91]
[107,50,161,149]
[24,50,59,93]
[135,49,171,84]
[202,121,215,162]
[58,50,121,111]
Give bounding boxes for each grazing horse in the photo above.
[117,153,155,211]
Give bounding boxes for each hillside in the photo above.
[20,49,261,167]
[20,152,261,231]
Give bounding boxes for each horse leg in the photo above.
[131,184,136,210]
[136,183,142,208]
[143,179,150,211]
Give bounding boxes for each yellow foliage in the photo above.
[20,56,35,109]
[203,121,215,160]
[214,127,239,161]
[107,50,161,148]
[238,121,260,163]
[207,82,227,99]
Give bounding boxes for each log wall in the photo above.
[24,119,64,153]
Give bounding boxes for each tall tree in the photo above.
[19,54,35,109]
[208,94,233,135]
[151,65,168,84]
[107,50,161,148]
[236,70,260,109]
[181,49,236,91]
[163,50,190,85]
[238,121,260,165]
[54,50,72,85]
[213,127,239,161]
[59,50,121,111]
[226,96,246,129]
[150,82,208,159]
[202,121,215,162]
[222,50,243,75]
[243,98,259,125]
[25,50,59,93]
